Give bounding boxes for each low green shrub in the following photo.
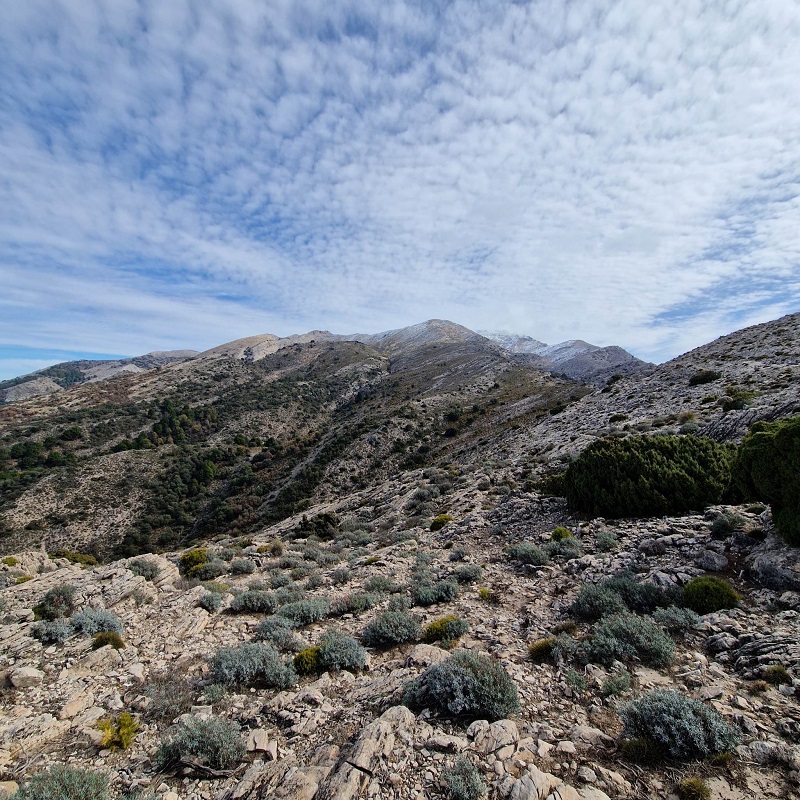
[329,593,380,617]
[128,558,160,581]
[98,711,139,750]
[600,670,632,697]
[188,560,227,581]
[33,584,76,621]
[550,526,572,541]
[563,434,736,518]
[506,543,549,566]
[179,548,209,575]
[13,766,110,800]
[71,609,123,635]
[92,632,125,650]
[229,558,256,575]
[32,619,73,644]
[402,651,519,721]
[410,579,459,607]
[51,550,99,568]
[763,664,792,685]
[330,567,352,586]
[422,615,469,644]
[683,576,740,615]
[652,605,700,635]
[276,598,330,625]
[430,514,454,531]
[441,756,487,800]
[253,616,306,651]
[452,564,483,584]
[710,512,746,538]
[569,584,627,621]
[586,612,675,668]
[362,610,420,646]
[199,592,223,612]
[676,778,711,800]
[620,689,740,759]
[594,530,618,552]
[209,642,296,688]
[157,716,245,772]
[228,590,277,614]
[144,671,196,722]
[689,370,721,386]
[318,629,366,671]
[528,637,556,663]
[546,537,582,560]
[294,646,322,675]
[363,575,402,593]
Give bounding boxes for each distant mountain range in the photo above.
[0,321,648,404]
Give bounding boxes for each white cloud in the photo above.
[1,0,799,377]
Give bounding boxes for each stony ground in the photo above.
[2,490,799,800]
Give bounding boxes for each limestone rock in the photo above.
[10,667,44,688]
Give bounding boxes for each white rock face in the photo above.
[10,667,44,688]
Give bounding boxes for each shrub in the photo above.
[209,642,296,688]
[199,593,222,612]
[689,370,721,386]
[98,711,139,750]
[253,616,306,651]
[229,558,256,575]
[620,737,664,764]
[402,651,519,721]
[565,668,587,692]
[144,671,196,721]
[363,575,402,593]
[157,716,245,772]
[422,615,469,644]
[331,567,351,586]
[294,646,322,675]
[276,598,330,625]
[411,579,459,607]
[602,573,683,614]
[528,637,556,663]
[71,609,123,636]
[269,571,293,589]
[683,576,740,615]
[180,548,209,575]
[569,584,627,621]
[431,514,454,531]
[13,766,110,800]
[710,512,746,538]
[563,435,736,518]
[620,689,740,759]
[586,612,675,668]
[32,619,73,644]
[441,756,487,800]
[452,564,483,584]
[652,605,700,635]
[128,558,160,581]
[189,560,227,581]
[329,593,380,617]
[92,632,125,650]
[387,594,412,611]
[600,670,632,697]
[477,587,501,605]
[546,537,582,560]
[362,611,420,646]
[550,526,572,542]
[33,584,76,621]
[318,629,367,671]
[52,550,99,568]
[228,590,277,615]
[733,416,800,545]
[1,556,18,566]
[676,778,711,800]
[274,585,306,606]
[763,664,792,685]
[506,543,549,566]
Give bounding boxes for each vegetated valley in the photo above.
[1,315,799,800]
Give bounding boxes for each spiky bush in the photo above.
[209,642,297,689]
[361,610,420,646]
[620,689,740,759]
[179,548,209,575]
[506,543,549,566]
[32,619,73,645]
[402,651,519,721]
[97,711,139,750]
[276,598,330,625]
[157,716,245,772]
[586,612,675,668]
[734,416,800,544]
[441,756,487,800]
[12,766,110,800]
[229,558,256,575]
[128,558,160,581]
[563,434,736,518]
[528,637,556,663]
[92,632,125,650]
[410,579,459,607]
[422,615,469,644]
[569,584,627,621]
[676,778,711,800]
[682,576,740,615]
[33,584,76,621]
[228,590,277,615]
[71,609,123,636]
[253,616,306,651]
[318,629,367,672]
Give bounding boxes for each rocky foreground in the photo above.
[1,493,799,800]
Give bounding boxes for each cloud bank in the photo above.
[1,0,799,379]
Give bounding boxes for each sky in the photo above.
[2,0,799,381]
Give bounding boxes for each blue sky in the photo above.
[2,1,799,381]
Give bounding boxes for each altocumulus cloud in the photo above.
[1,0,799,378]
